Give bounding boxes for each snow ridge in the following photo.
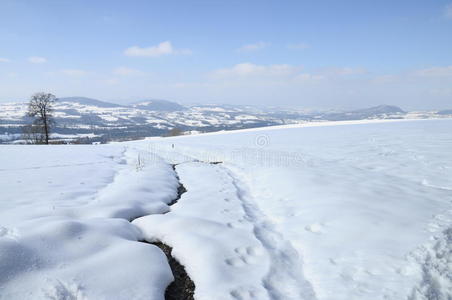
[223,165,317,300]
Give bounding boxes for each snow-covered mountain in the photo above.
[131,99,187,112]
[59,97,123,108]
[0,97,450,143]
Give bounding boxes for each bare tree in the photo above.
[22,124,45,144]
[27,92,57,144]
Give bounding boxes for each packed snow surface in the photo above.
[1,119,451,299]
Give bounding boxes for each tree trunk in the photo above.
[43,111,49,144]
[44,121,49,144]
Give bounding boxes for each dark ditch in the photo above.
[132,161,223,299]
[134,163,194,300]
[139,240,195,300]
[167,164,187,206]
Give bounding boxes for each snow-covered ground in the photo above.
[1,119,451,299]
[0,145,178,299]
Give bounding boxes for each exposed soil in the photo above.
[136,163,194,300]
[168,164,187,206]
[153,241,195,300]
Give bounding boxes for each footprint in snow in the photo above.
[225,246,263,267]
[234,246,263,257]
[226,222,235,228]
[230,286,262,300]
[225,257,247,267]
[226,218,249,229]
[304,223,325,234]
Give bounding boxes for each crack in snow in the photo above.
[139,240,195,300]
[130,161,195,300]
[167,164,188,206]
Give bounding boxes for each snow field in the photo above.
[134,162,273,300]
[0,119,451,300]
[134,119,452,300]
[0,145,181,299]
[0,217,173,299]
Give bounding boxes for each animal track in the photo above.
[304,222,325,233]
[230,286,261,300]
[225,246,262,267]
[234,246,262,257]
[226,219,248,229]
[225,257,247,267]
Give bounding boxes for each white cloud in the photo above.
[287,43,310,50]
[212,64,366,82]
[124,41,191,57]
[320,67,367,76]
[293,73,324,81]
[213,63,299,78]
[236,42,269,52]
[414,66,452,77]
[61,69,87,76]
[113,67,144,76]
[102,78,120,86]
[445,3,452,19]
[28,56,47,64]
[0,58,10,63]
[371,74,398,84]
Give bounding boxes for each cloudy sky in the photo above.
[0,0,451,110]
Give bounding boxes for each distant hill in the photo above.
[437,109,452,115]
[3,98,450,144]
[58,97,123,108]
[322,105,405,121]
[132,99,186,112]
[351,105,405,115]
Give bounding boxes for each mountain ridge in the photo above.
[1,97,449,144]
[58,97,124,108]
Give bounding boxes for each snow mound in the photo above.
[0,145,180,299]
[409,227,452,300]
[0,217,172,299]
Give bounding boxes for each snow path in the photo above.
[222,165,317,300]
[146,143,317,299]
[134,161,272,300]
[133,150,317,300]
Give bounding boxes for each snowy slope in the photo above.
[133,118,452,300]
[0,119,451,299]
[0,145,178,299]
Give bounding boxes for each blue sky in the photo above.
[0,0,451,109]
